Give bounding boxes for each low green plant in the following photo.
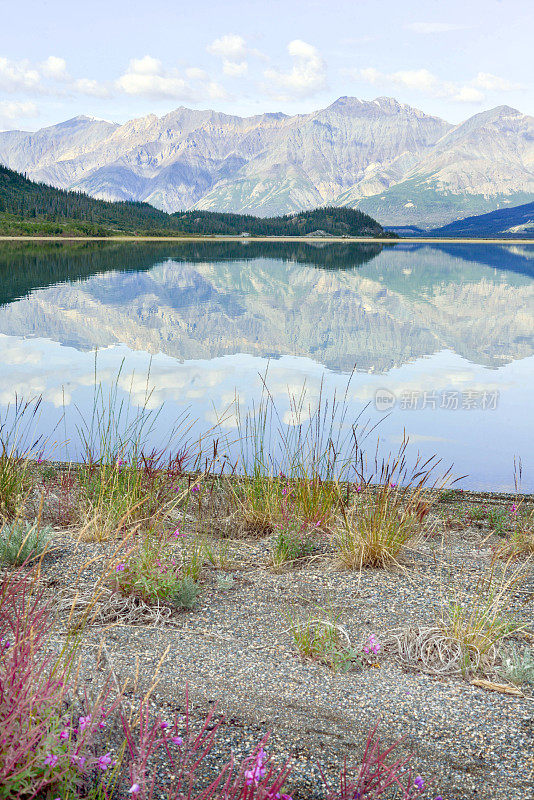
[497,645,534,686]
[0,520,52,566]
[487,507,508,535]
[283,605,362,672]
[216,573,235,590]
[269,516,318,570]
[112,532,199,609]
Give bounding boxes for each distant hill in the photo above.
[429,202,534,238]
[0,164,388,238]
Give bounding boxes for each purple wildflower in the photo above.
[414,776,425,791]
[245,748,267,786]
[171,735,183,746]
[128,784,140,794]
[59,729,69,740]
[97,752,113,771]
[116,563,126,572]
[44,754,58,767]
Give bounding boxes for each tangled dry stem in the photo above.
[58,586,183,629]
[384,625,498,677]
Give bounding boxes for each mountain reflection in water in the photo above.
[0,240,532,490]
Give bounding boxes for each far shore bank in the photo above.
[1,234,534,244]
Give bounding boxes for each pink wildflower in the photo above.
[129,784,140,794]
[44,754,58,767]
[172,735,183,746]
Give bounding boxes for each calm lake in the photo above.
[1,240,533,491]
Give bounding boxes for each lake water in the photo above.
[0,240,533,491]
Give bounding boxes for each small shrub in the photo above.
[118,694,293,800]
[0,520,52,566]
[497,645,534,686]
[319,723,436,800]
[0,566,117,799]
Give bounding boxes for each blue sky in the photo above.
[1,0,532,130]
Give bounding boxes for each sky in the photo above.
[1,0,532,131]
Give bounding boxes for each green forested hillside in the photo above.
[0,164,390,237]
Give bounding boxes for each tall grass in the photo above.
[230,377,369,532]
[0,397,44,519]
[334,438,452,568]
[75,366,195,540]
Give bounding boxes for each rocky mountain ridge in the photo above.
[1,97,533,226]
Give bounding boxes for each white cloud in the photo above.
[207,34,247,62]
[473,72,520,92]
[452,86,484,103]
[0,57,41,93]
[390,68,439,93]
[357,66,492,104]
[41,56,68,80]
[223,60,248,77]
[0,100,39,127]
[207,34,249,79]
[74,78,109,97]
[116,55,228,101]
[116,55,195,99]
[186,67,208,80]
[263,39,327,99]
[405,22,468,34]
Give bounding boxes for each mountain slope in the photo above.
[0,164,387,237]
[430,201,534,237]
[350,106,534,226]
[1,99,533,225]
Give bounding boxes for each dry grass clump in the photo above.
[496,503,534,559]
[63,585,185,629]
[437,562,527,674]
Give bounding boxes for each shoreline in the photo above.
[1,234,534,244]
[29,461,534,499]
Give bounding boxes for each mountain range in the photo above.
[1,96,533,227]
